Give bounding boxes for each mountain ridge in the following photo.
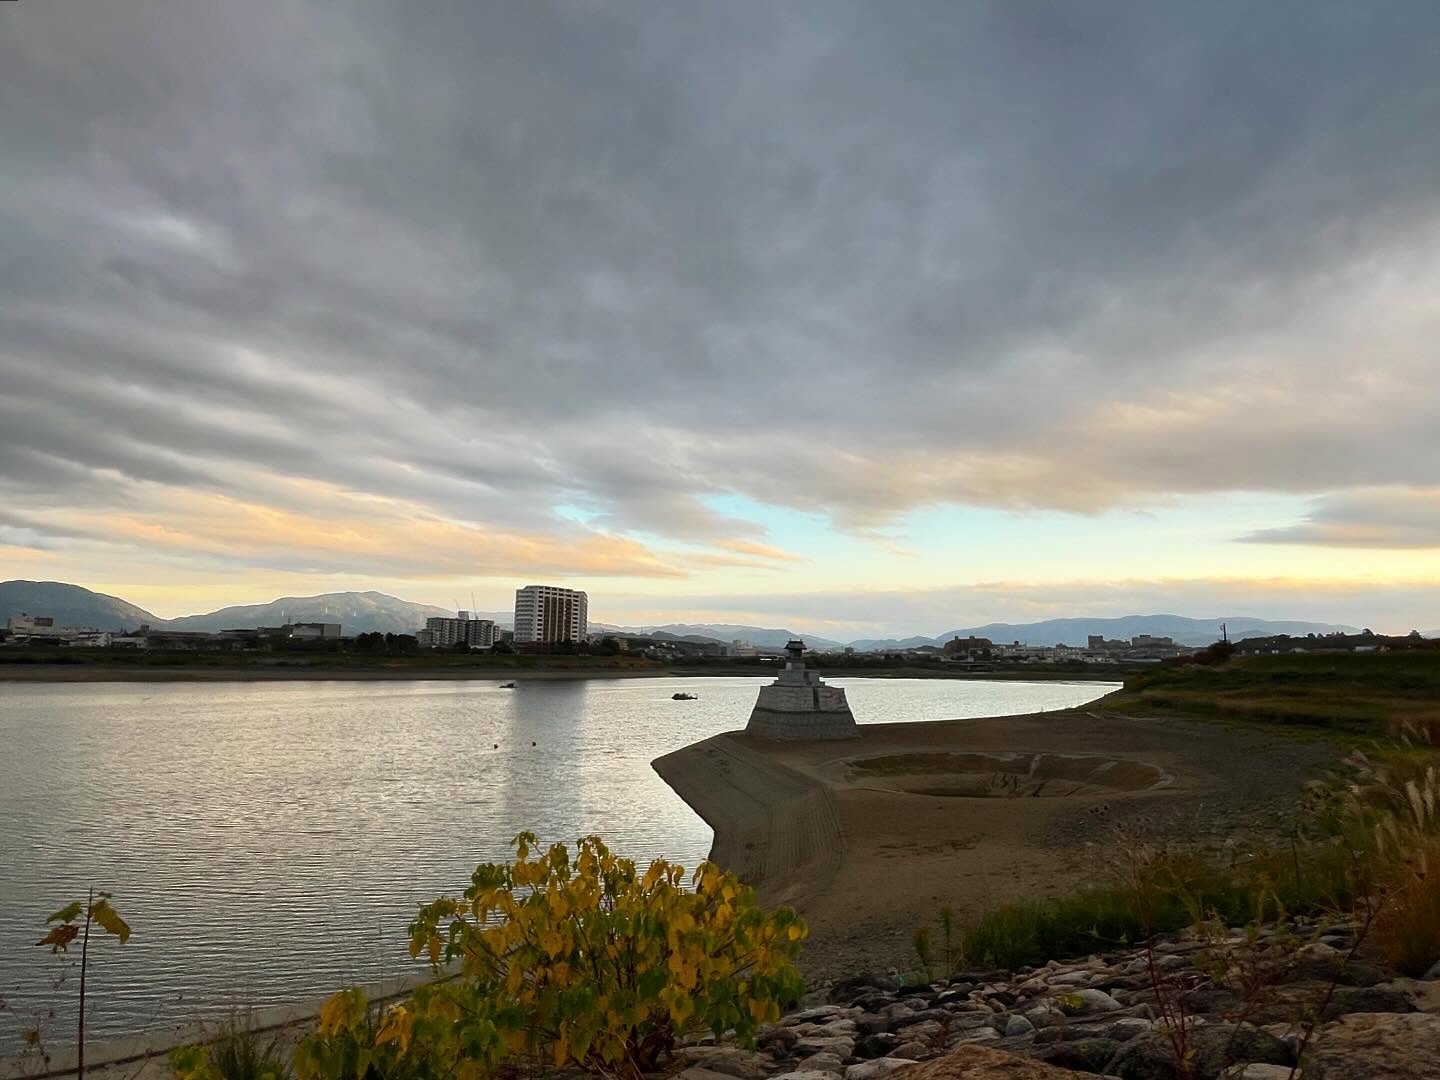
[849,614,1361,650]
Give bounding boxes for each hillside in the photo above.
[849,614,1359,651]
[166,592,455,636]
[0,580,163,630]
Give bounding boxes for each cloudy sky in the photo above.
[2,2,1437,636]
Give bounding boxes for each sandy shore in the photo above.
[654,706,1336,980]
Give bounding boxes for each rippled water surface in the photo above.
[0,675,1115,1049]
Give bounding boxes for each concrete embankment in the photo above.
[652,732,844,910]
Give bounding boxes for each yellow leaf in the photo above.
[90,899,131,944]
[318,988,366,1035]
[374,1006,413,1054]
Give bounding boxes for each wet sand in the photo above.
[654,706,1336,979]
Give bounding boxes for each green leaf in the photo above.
[46,902,83,925]
[90,899,132,943]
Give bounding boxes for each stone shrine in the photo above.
[745,639,859,740]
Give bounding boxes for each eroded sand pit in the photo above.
[845,750,1171,798]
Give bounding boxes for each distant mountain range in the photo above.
[0,580,162,631]
[848,615,1361,650]
[1,581,1360,648]
[0,581,455,637]
[599,623,848,650]
[165,592,456,636]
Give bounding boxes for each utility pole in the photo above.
[1221,621,1228,643]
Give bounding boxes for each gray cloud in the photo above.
[3,1,1439,565]
[1243,488,1440,549]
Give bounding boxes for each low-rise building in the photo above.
[286,622,341,640]
[421,612,496,648]
[943,635,994,659]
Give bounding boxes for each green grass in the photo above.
[1108,652,1440,738]
[952,845,1366,971]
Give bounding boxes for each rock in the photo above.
[831,975,903,1004]
[1037,1036,1124,1073]
[854,1033,902,1059]
[1320,986,1415,1020]
[677,1069,744,1080]
[887,1042,931,1060]
[1003,1015,1035,1038]
[891,1021,943,1045]
[761,1027,802,1053]
[1024,1005,1067,1029]
[796,1020,861,1039]
[873,1043,1078,1078]
[882,1002,920,1021]
[858,1015,896,1038]
[772,1071,842,1080]
[796,1036,857,1058]
[675,1048,774,1080]
[1055,988,1123,1015]
[898,984,941,1000]
[1105,1017,1153,1042]
[1223,1066,1293,1079]
[951,970,1012,986]
[1423,960,1440,981]
[842,1058,919,1080]
[1289,951,1390,988]
[855,993,900,1013]
[1107,1022,1291,1080]
[789,1007,862,1026]
[1307,1012,1440,1079]
[800,1053,846,1074]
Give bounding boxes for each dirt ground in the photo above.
[655,706,1338,981]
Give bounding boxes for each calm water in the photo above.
[0,676,1115,1050]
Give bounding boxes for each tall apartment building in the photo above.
[421,611,496,648]
[513,586,588,644]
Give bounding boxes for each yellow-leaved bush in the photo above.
[293,833,807,1080]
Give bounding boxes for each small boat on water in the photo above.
[671,692,697,701]
[499,682,516,689]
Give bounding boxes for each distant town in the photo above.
[3,582,1431,667]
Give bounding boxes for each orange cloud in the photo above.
[45,489,687,580]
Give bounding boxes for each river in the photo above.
[0,675,1117,1051]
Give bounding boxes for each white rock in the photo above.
[1003,1015,1035,1037]
[843,1059,918,1080]
[798,1053,845,1073]
[772,1071,842,1080]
